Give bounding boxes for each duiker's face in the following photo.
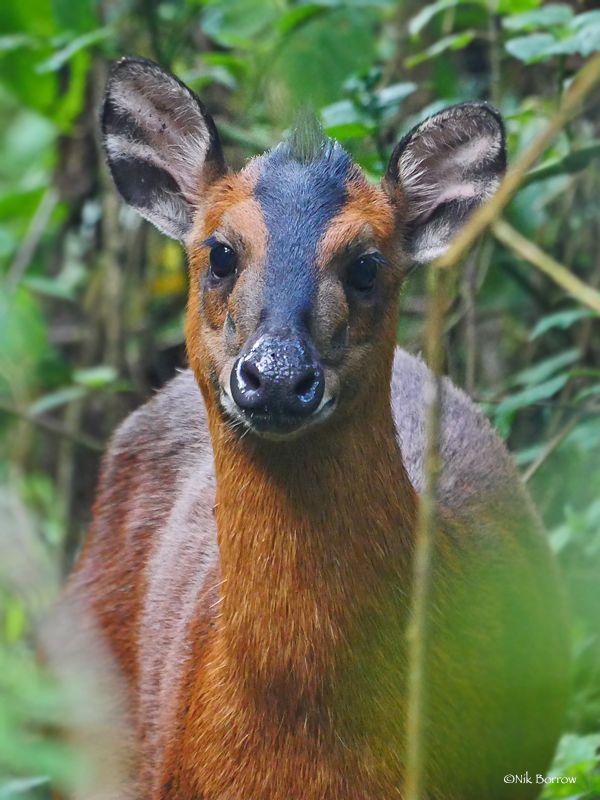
[103,58,505,440]
[186,144,402,438]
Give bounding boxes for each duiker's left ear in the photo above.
[102,57,226,242]
[383,103,505,264]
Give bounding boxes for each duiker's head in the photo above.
[103,58,505,440]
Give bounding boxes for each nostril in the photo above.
[295,371,318,401]
[231,357,266,412]
[238,360,261,392]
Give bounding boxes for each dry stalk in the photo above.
[492,220,600,314]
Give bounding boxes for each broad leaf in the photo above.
[409,0,459,37]
[406,31,476,67]
[530,309,596,339]
[495,374,569,435]
[502,4,573,31]
[512,349,579,387]
[72,366,118,388]
[505,33,557,63]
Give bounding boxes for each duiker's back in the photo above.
[63,58,569,800]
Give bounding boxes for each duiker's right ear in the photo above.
[383,103,505,265]
[102,58,226,242]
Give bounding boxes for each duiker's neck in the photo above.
[203,372,417,717]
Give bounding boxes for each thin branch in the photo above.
[497,256,551,309]
[6,187,60,293]
[492,219,600,315]
[523,140,600,186]
[0,399,104,452]
[522,410,586,483]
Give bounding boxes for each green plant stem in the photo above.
[0,399,104,452]
[523,141,600,186]
[404,266,452,800]
[6,188,59,293]
[522,410,585,483]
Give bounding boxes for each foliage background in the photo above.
[1,0,600,796]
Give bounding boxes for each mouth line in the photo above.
[219,389,338,440]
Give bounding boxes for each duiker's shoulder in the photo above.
[108,369,211,468]
[391,348,530,514]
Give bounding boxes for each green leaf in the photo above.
[276,4,324,35]
[524,141,600,185]
[530,309,596,339]
[512,349,579,387]
[0,228,17,258]
[0,50,58,116]
[303,0,395,6]
[72,365,118,388]
[570,10,600,31]
[155,313,186,349]
[498,0,543,13]
[541,733,600,799]
[200,52,250,81]
[559,22,600,57]
[0,289,46,391]
[0,0,55,39]
[28,386,87,416]
[217,121,275,151]
[505,33,557,63]
[408,0,459,37]
[575,382,600,402]
[0,776,52,799]
[272,6,380,110]
[540,24,600,58]
[502,4,573,31]
[51,0,98,33]
[35,27,110,73]
[324,122,371,139]
[201,0,281,45]
[374,82,416,107]
[405,31,476,67]
[321,99,361,128]
[0,35,34,52]
[495,374,569,432]
[21,276,76,301]
[515,443,545,466]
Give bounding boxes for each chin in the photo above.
[219,390,338,442]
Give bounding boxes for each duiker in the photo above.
[64,57,569,800]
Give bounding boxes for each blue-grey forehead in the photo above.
[252,142,355,324]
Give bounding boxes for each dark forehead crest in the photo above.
[253,111,361,233]
[252,117,357,323]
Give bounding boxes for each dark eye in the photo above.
[347,254,379,293]
[209,243,237,279]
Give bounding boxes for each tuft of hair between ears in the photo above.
[286,108,334,166]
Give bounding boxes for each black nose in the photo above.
[230,333,325,418]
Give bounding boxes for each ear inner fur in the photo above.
[382,102,506,264]
[102,57,226,241]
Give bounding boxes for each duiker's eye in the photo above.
[347,254,380,293]
[210,244,237,279]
